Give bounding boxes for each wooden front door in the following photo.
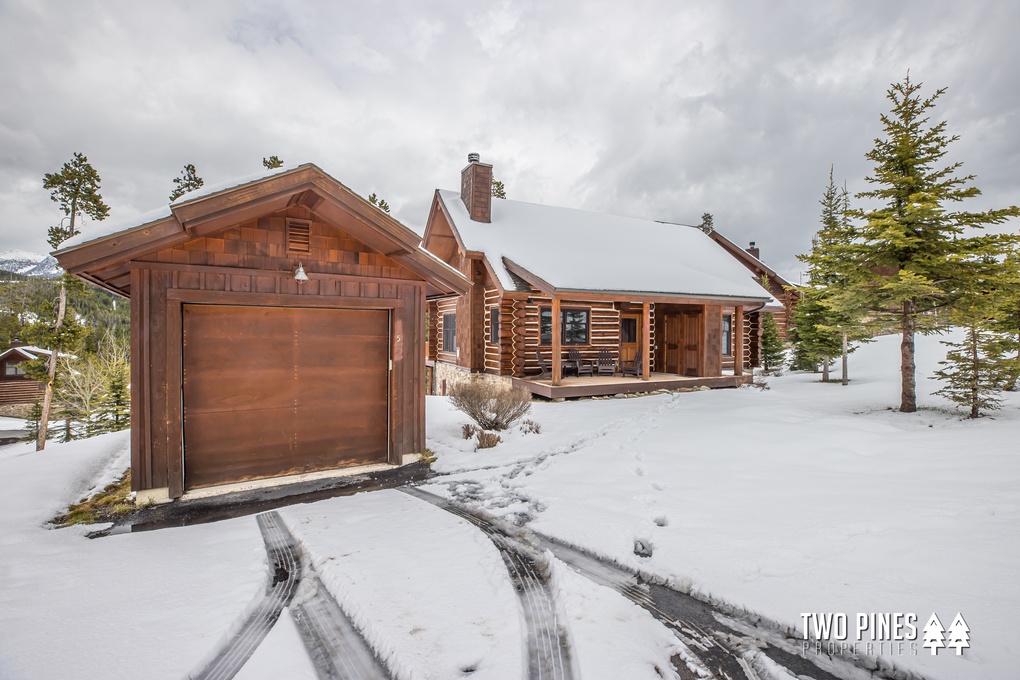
[182,304,390,489]
[683,311,701,376]
[662,314,682,374]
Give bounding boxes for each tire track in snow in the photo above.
[402,487,575,680]
[189,512,391,680]
[190,512,302,680]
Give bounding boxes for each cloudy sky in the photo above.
[1,0,1018,280]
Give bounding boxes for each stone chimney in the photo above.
[461,153,493,223]
[746,241,760,260]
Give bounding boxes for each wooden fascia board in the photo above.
[501,257,555,296]
[429,193,469,255]
[550,289,771,306]
[170,165,321,226]
[307,177,421,253]
[708,230,793,292]
[179,192,297,237]
[392,249,472,296]
[477,256,504,295]
[55,216,187,274]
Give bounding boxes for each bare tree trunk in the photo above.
[900,300,916,413]
[841,330,848,386]
[822,355,830,382]
[970,326,979,419]
[36,283,66,451]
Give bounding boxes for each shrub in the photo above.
[448,378,532,431]
[520,419,541,435]
[475,431,501,450]
[461,423,478,440]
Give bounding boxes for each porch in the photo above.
[511,371,751,399]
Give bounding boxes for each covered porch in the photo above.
[512,371,751,399]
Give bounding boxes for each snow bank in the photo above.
[0,432,267,680]
[426,333,1020,680]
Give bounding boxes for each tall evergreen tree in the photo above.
[792,168,868,381]
[169,163,204,201]
[262,155,284,169]
[760,312,785,372]
[837,74,1019,412]
[491,178,507,199]
[38,153,110,450]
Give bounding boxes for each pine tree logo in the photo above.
[947,613,970,655]
[923,613,946,655]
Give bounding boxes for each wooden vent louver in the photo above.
[287,220,311,253]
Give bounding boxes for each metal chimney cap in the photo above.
[749,241,756,247]
[467,152,480,163]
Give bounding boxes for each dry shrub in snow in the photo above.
[461,423,478,440]
[448,378,532,431]
[520,419,541,435]
[475,431,501,450]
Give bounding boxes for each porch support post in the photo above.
[734,305,744,376]
[552,297,562,386]
[641,302,651,380]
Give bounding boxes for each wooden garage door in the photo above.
[182,304,389,489]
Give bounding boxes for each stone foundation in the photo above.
[433,361,513,395]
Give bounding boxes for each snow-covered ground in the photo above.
[0,332,1016,679]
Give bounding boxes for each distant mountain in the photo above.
[0,249,62,279]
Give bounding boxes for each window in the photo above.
[442,313,457,353]
[722,314,732,356]
[489,308,500,345]
[4,363,26,376]
[620,317,637,344]
[540,308,589,345]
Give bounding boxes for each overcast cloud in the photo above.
[1,0,1017,280]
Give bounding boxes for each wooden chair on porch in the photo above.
[568,348,593,377]
[535,349,552,379]
[621,348,642,378]
[595,349,616,376]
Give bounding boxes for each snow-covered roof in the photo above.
[437,190,770,301]
[0,345,75,362]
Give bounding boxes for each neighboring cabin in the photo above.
[54,165,469,501]
[421,155,785,399]
[0,341,49,405]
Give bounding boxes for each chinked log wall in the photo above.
[482,291,657,377]
[130,206,426,498]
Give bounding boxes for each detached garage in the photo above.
[54,164,470,500]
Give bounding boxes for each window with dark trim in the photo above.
[442,313,457,353]
[4,363,25,376]
[489,308,500,345]
[620,317,637,344]
[540,308,590,345]
[722,314,732,356]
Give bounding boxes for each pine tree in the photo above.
[38,153,110,450]
[946,613,970,656]
[922,613,946,655]
[839,74,1019,412]
[491,178,507,199]
[169,163,204,201]
[931,251,1020,417]
[367,193,390,213]
[22,399,44,443]
[792,168,869,382]
[760,312,785,372]
[262,155,284,169]
[699,212,714,234]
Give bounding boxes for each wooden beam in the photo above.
[734,305,744,376]
[641,302,651,380]
[544,289,769,306]
[552,297,562,386]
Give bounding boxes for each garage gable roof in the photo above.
[53,164,470,298]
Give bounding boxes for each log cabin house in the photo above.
[422,155,779,399]
[0,341,51,405]
[53,164,469,501]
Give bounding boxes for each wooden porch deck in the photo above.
[511,372,751,399]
